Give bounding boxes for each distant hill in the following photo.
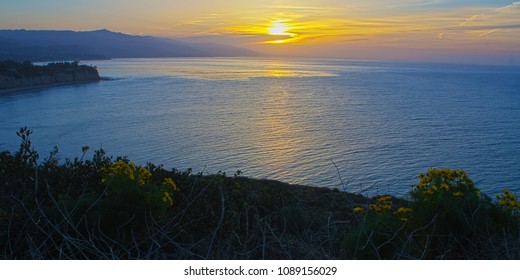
[0,29,259,61]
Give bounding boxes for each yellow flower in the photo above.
[414,168,475,198]
[453,191,463,198]
[353,207,366,215]
[392,207,413,222]
[497,189,520,211]
[102,161,155,187]
[162,177,177,190]
[369,196,393,213]
[103,160,135,182]
[162,191,173,206]
[117,161,134,180]
[393,207,413,215]
[160,178,178,206]
[136,166,152,186]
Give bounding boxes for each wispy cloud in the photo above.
[460,14,479,26]
[160,1,520,53]
[448,1,520,42]
[495,1,520,12]
[478,29,500,38]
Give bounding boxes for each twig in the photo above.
[206,185,225,259]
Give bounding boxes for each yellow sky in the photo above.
[1,0,519,63]
[177,2,520,44]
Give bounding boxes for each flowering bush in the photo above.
[2,128,519,259]
[102,160,153,186]
[101,160,177,207]
[96,160,179,237]
[497,189,520,213]
[344,168,520,259]
[161,177,177,206]
[353,207,366,215]
[369,196,393,213]
[412,168,477,199]
[392,207,413,222]
[354,195,413,221]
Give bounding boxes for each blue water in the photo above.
[1,58,520,196]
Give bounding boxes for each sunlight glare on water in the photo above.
[1,58,520,197]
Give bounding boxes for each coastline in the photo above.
[0,79,102,95]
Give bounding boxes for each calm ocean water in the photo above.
[1,58,520,196]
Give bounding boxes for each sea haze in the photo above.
[1,58,519,196]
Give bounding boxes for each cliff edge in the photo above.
[0,60,100,90]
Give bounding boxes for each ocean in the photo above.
[1,57,519,196]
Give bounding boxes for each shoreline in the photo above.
[0,79,103,95]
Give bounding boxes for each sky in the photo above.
[1,0,519,64]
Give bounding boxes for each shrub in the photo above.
[343,168,520,259]
[2,128,519,259]
[0,128,179,258]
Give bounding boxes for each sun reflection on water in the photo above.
[164,59,335,80]
[239,79,329,185]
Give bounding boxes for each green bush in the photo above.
[0,127,179,258]
[343,168,520,259]
[2,128,519,259]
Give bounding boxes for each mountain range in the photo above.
[0,29,259,61]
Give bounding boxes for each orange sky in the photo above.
[1,0,519,64]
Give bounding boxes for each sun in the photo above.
[265,19,297,44]
[268,20,290,36]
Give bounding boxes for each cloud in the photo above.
[460,14,479,26]
[453,24,520,31]
[495,1,520,12]
[450,1,520,39]
[477,29,500,38]
[164,1,520,54]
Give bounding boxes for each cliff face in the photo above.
[0,61,100,90]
